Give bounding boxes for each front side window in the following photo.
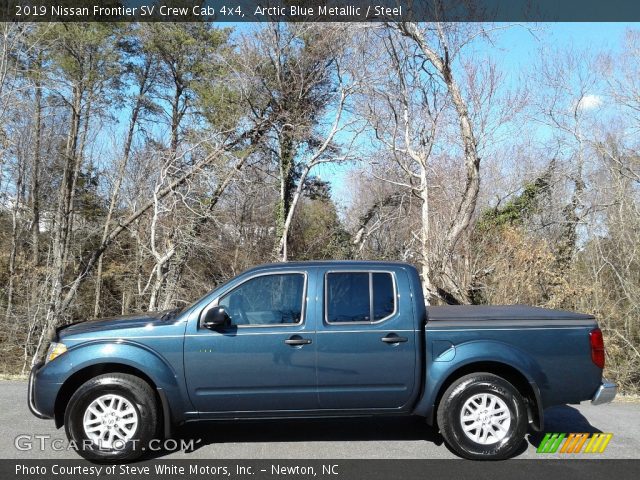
[219,273,305,326]
[326,272,396,323]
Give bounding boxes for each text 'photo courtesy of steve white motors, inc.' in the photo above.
[14,462,340,477]
[1,0,640,480]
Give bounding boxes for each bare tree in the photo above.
[350,29,444,300]
[350,23,510,303]
[239,24,352,261]
[137,23,233,310]
[532,47,603,267]
[276,76,355,261]
[396,23,482,263]
[35,24,124,359]
[93,55,156,317]
[33,137,244,362]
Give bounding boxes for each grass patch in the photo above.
[0,373,27,381]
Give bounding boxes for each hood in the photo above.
[57,310,177,339]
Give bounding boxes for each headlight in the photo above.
[45,342,67,363]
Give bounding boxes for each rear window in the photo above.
[326,272,396,323]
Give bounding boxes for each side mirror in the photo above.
[202,306,230,329]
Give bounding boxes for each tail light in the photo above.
[589,328,605,369]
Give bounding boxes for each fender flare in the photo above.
[413,339,547,429]
[41,340,188,429]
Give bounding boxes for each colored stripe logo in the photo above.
[537,433,613,454]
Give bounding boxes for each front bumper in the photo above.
[28,362,52,419]
[591,380,617,405]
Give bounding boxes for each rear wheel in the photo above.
[64,373,158,462]
[437,372,527,460]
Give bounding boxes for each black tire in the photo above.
[436,372,527,460]
[64,373,159,462]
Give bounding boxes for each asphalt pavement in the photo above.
[2,380,638,460]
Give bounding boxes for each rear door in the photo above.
[315,268,418,411]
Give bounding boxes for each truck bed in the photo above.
[423,304,600,407]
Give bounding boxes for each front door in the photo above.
[316,269,418,411]
[184,271,317,414]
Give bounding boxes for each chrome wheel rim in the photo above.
[83,394,138,449]
[459,393,511,445]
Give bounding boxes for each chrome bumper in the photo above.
[591,380,617,405]
[28,362,50,419]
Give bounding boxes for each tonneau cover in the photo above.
[426,305,594,322]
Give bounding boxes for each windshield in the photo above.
[177,275,239,315]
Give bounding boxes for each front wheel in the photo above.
[64,373,159,462]
[436,372,527,460]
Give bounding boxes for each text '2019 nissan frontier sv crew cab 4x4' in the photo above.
[28,261,616,461]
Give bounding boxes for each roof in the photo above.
[244,260,414,273]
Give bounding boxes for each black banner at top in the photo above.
[2,0,640,22]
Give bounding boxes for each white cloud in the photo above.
[577,94,603,111]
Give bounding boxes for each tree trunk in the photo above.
[274,130,297,260]
[30,58,42,265]
[398,23,481,303]
[63,93,93,269]
[5,151,25,317]
[557,120,586,269]
[94,63,150,317]
[275,89,348,261]
[148,82,184,310]
[34,83,84,363]
[418,167,433,305]
[276,159,321,261]
[149,255,173,311]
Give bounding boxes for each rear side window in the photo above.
[326,272,396,323]
[372,273,395,320]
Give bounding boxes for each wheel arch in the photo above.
[53,363,172,437]
[430,361,543,431]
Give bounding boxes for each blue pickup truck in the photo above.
[28,261,616,461]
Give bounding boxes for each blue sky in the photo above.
[492,22,632,68]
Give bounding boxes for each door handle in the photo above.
[285,336,312,346]
[381,334,408,344]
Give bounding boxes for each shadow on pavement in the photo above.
[145,416,444,459]
[143,405,604,460]
[527,405,603,449]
